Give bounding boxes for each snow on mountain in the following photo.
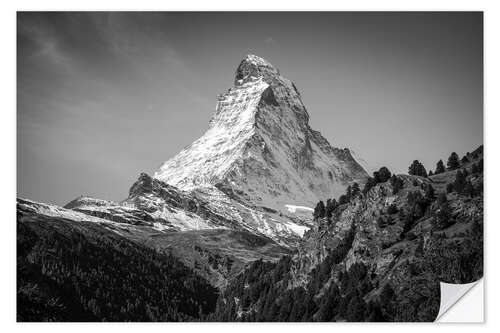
[284,204,314,214]
[17,198,151,239]
[153,55,368,237]
[23,55,368,246]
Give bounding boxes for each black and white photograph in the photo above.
[14,11,484,323]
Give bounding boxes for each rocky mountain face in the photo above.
[155,55,367,206]
[153,54,367,242]
[21,54,367,247]
[212,147,483,321]
[18,54,368,289]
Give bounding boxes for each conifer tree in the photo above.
[338,194,348,205]
[346,185,352,201]
[433,193,451,229]
[351,182,361,198]
[435,160,445,174]
[453,170,466,193]
[408,160,427,177]
[447,152,460,170]
[464,181,475,197]
[425,184,435,200]
[376,167,392,183]
[325,199,338,219]
[389,175,404,194]
[362,177,377,194]
[313,201,326,219]
[471,163,479,174]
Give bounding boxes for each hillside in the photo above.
[17,211,219,321]
[211,147,483,322]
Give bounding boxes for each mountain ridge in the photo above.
[154,54,367,231]
[34,54,368,245]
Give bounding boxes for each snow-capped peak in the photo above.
[57,55,368,246]
[154,55,367,218]
[234,54,280,85]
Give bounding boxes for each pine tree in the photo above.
[435,160,445,174]
[471,163,479,174]
[389,175,404,194]
[433,193,451,229]
[421,164,428,177]
[447,152,460,170]
[346,185,352,201]
[463,181,475,197]
[408,160,419,176]
[453,170,466,193]
[428,170,433,176]
[325,199,338,219]
[338,194,348,205]
[313,201,326,219]
[408,160,427,177]
[351,183,361,198]
[424,184,435,200]
[362,177,377,195]
[461,155,469,164]
[376,167,392,183]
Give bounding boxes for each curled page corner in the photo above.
[436,279,484,322]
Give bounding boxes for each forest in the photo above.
[17,217,219,321]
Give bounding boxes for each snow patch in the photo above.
[285,221,310,237]
[285,204,314,214]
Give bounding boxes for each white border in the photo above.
[2,1,497,332]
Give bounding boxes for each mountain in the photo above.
[19,54,368,289]
[157,54,367,207]
[16,54,482,322]
[38,54,367,246]
[155,55,366,208]
[152,54,367,242]
[211,147,483,321]
[19,54,365,297]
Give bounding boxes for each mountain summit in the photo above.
[21,55,368,246]
[154,54,367,218]
[234,54,280,85]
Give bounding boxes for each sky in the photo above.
[17,12,483,206]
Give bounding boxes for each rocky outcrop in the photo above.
[212,149,483,321]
